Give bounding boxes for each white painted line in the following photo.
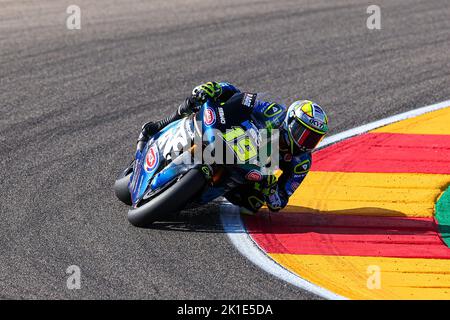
[219,204,346,300]
[220,99,450,300]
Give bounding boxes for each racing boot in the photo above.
[136,97,198,152]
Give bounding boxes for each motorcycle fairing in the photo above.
[128,95,273,208]
[129,118,194,206]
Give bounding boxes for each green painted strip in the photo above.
[435,186,450,248]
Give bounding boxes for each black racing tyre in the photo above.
[114,161,134,206]
[127,168,208,227]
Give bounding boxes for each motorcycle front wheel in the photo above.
[114,160,134,206]
[127,168,208,228]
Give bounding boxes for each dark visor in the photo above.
[289,120,324,151]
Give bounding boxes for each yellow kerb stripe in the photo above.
[286,171,450,217]
[270,253,450,300]
[372,106,450,135]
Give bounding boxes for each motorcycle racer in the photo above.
[137,82,329,214]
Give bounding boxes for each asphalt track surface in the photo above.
[1,0,450,299]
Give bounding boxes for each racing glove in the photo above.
[262,176,289,212]
[192,81,222,104]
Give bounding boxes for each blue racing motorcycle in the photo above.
[114,97,272,227]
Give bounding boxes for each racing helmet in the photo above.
[285,100,329,152]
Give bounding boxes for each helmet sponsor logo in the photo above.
[309,118,325,129]
[245,170,263,182]
[144,146,159,172]
[204,107,216,126]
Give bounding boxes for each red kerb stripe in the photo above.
[245,213,450,259]
[313,133,450,174]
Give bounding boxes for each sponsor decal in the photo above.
[284,153,293,162]
[309,118,325,129]
[294,159,311,174]
[247,127,261,147]
[204,107,216,127]
[264,103,283,117]
[267,193,282,209]
[286,180,300,196]
[201,166,212,179]
[242,93,257,108]
[144,146,159,173]
[291,181,300,190]
[245,169,263,182]
[218,107,226,124]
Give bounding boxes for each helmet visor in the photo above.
[289,120,324,151]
